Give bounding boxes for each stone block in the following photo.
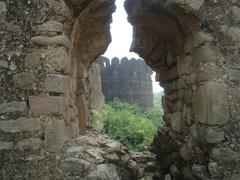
[43,47,69,73]
[192,81,229,125]
[192,31,214,48]
[227,26,240,42]
[0,141,13,151]
[43,74,70,94]
[0,1,7,20]
[185,73,197,85]
[0,101,27,114]
[0,118,41,133]
[0,60,8,68]
[211,147,240,162]
[44,119,66,153]
[177,78,186,89]
[16,138,43,150]
[231,174,240,180]
[74,95,89,130]
[231,6,240,25]
[29,96,69,114]
[170,112,182,132]
[198,126,225,144]
[197,64,223,82]
[31,35,71,49]
[13,72,36,89]
[184,88,193,104]
[60,158,92,175]
[35,20,63,34]
[192,43,217,66]
[232,88,240,112]
[177,56,193,76]
[227,68,240,82]
[25,50,41,69]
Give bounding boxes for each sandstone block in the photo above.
[75,95,88,130]
[170,112,182,132]
[192,81,229,125]
[192,43,217,66]
[17,138,43,150]
[0,101,27,114]
[177,56,193,76]
[24,50,41,69]
[35,20,63,34]
[44,119,66,153]
[13,72,36,89]
[192,31,214,48]
[43,47,69,73]
[29,96,69,114]
[198,126,225,144]
[177,78,186,89]
[227,26,240,42]
[31,35,71,49]
[44,74,70,94]
[0,118,41,133]
[0,141,13,151]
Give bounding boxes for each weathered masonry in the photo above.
[0,0,240,179]
[98,56,154,109]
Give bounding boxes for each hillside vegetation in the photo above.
[93,92,164,151]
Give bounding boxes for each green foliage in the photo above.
[93,98,164,152]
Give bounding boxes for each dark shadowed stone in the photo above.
[192,81,229,125]
[231,174,240,180]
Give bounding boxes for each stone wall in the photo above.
[125,0,240,179]
[0,0,115,155]
[98,56,154,109]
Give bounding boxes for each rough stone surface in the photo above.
[0,141,13,151]
[227,26,240,41]
[16,138,43,150]
[43,74,70,94]
[193,81,229,125]
[13,72,36,89]
[29,96,69,114]
[192,43,217,66]
[0,101,27,114]
[44,119,66,153]
[0,118,41,133]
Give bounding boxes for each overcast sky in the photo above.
[103,0,163,92]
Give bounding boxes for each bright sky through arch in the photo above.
[103,0,163,92]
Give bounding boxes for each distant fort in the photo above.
[97,56,154,109]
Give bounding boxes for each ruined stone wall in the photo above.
[0,0,115,155]
[125,0,240,179]
[98,56,154,109]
